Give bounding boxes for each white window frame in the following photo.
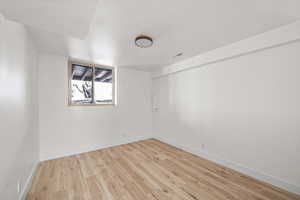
[68,60,116,106]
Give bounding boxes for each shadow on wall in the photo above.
[0,131,38,200]
[153,74,205,148]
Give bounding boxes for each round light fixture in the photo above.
[135,35,153,48]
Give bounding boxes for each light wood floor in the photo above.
[27,139,300,200]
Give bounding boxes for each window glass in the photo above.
[94,67,113,104]
[69,62,114,106]
[71,64,93,104]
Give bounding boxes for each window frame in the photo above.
[68,60,116,106]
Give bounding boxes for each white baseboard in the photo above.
[41,136,152,161]
[18,163,39,200]
[154,136,300,196]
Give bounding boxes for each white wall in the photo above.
[152,41,300,192]
[0,18,39,199]
[38,53,153,161]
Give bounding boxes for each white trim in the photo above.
[41,136,152,161]
[18,163,39,200]
[153,20,300,78]
[154,136,300,196]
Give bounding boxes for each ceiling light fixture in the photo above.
[135,34,153,48]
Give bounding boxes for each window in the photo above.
[68,61,115,106]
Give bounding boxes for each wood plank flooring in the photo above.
[27,139,300,200]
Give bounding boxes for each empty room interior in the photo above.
[1,0,300,199]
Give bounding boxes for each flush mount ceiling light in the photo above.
[135,35,153,48]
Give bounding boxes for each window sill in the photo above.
[68,103,116,107]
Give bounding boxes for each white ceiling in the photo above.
[1,0,300,70]
[0,0,98,38]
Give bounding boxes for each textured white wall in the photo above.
[38,54,153,161]
[0,19,39,199]
[153,41,300,189]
